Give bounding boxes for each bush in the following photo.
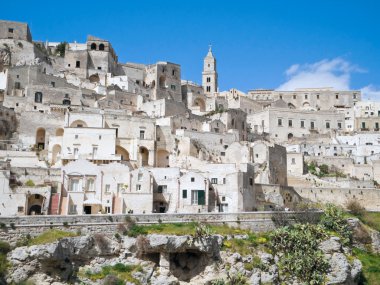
[320,204,352,245]
[55,42,67,57]
[346,200,365,217]
[0,241,10,254]
[25,179,35,187]
[268,223,329,284]
[319,164,329,175]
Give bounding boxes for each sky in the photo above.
[1,0,380,99]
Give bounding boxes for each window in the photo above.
[99,135,102,140]
[291,158,296,164]
[249,177,253,186]
[206,86,211,92]
[317,94,320,99]
[99,43,105,51]
[69,204,77,214]
[293,95,296,99]
[305,94,308,99]
[362,122,366,129]
[207,77,211,82]
[338,122,342,129]
[75,135,78,139]
[221,152,225,156]
[97,67,102,70]
[34,92,43,103]
[87,179,95,191]
[191,177,195,182]
[90,43,96,50]
[92,146,98,157]
[182,189,187,198]
[223,178,226,184]
[14,82,21,89]
[18,206,24,212]
[301,120,305,128]
[117,183,124,193]
[8,28,13,33]
[138,173,143,181]
[191,190,205,205]
[170,85,176,90]
[157,185,167,193]
[172,69,176,76]
[288,120,292,127]
[51,82,55,87]
[211,178,218,184]
[105,184,110,193]
[376,122,379,129]
[105,206,111,214]
[76,61,80,68]
[326,122,330,129]
[136,184,141,191]
[74,148,79,158]
[336,94,339,99]
[70,179,80,191]
[310,121,315,129]
[278,118,282,126]
[139,130,145,139]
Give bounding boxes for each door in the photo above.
[84,206,92,214]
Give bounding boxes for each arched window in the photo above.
[90,43,96,50]
[99,43,105,51]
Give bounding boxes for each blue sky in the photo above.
[2,0,380,98]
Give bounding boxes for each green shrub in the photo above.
[0,240,10,254]
[55,42,67,57]
[268,223,329,284]
[25,179,35,187]
[320,204,352,245]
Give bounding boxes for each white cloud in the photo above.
[277,58,362,91]
[361,85,380,100]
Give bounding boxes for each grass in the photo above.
[222,233,269,256]
[83,263,143,284]
[27,229,78,246]
[353,248,380,285]
[126,222,253,237]
[0,240,10,279]
[359,212,380,232]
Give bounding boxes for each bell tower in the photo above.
[202,45,218,95]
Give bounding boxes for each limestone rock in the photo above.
[319,237,342,254]
[326,253,351,284]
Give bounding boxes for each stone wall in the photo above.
[0,211,318,245]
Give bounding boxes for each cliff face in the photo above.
[5,233,362,285]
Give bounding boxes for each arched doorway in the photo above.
[55,128,64,136]
[70,120,88,128]
[27,194,44,215]
[99,43,105,51]
[52,144,62,165]
[90,43,97,50]
[288,133,294,140]
[159,76,166,88]
[139,147,149,167]
[194,98,206,112]
[116,145,130,161]
[36,128,46,150]
[156,149,169,167]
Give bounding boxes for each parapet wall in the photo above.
[0,212,319,245]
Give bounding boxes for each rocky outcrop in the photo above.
[5,233,363,285]
[348,217,380,253]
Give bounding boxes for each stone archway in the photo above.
[159,76,166,88]
[70,120,88,128]
[27,194,44,215]
[288,133,294,140]
[156,149,169,167]
[36,128,46,150]
[116,145,130,161]
[194,98,206,112]
[139,147,149,167]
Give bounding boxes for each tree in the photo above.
[56,42,67,57]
